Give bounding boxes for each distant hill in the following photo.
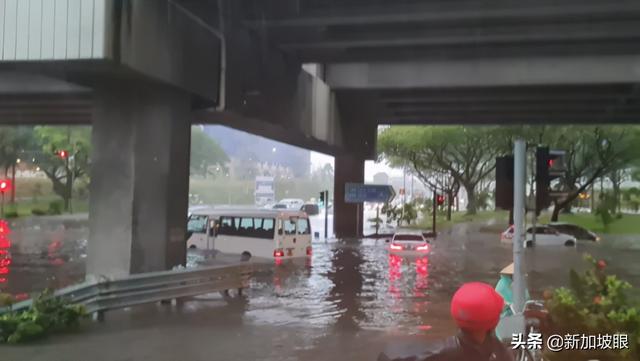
[203,125,311,177]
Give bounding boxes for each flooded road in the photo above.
[2,216,640,360]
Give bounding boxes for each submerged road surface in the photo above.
[3,217,640,360]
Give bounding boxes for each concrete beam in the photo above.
[327,55,640,89]
[245,1,640,28]
[193,109,343,156]
[280,22,640,50]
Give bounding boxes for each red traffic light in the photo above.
[436,195,445,205]
[547,159,555,167]
[0,179,11,193]
[56,150,68,159]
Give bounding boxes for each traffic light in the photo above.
[56,150,68,159]
[536,147,566,215]
[495,156,514,210]
[0,179,11,194]
[319,191,325,205]
[436,194,445,205]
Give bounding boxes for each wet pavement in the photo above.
[2,215,640,360]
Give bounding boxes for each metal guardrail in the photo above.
[1,263,252,318]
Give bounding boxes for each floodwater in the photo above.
[2,216,640,360]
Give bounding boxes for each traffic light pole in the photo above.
[324,190,329,240]
[432,189,437,234]
[513,139,527,314]
[375,205,380,235]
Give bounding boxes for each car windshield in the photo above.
[394,234,424,241]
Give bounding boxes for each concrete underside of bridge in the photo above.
[2,0,640,275]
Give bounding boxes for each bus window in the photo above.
[297,218,310,235]
[262,218,275,238]
[219,217,235,235]
[281,219,297,235]
[187,215,208,234]
[239,218,254,236]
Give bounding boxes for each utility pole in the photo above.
[530,148,536,245]
[324,190,329,239]
[401,166,406,225]
[432,189,437,234]
[513,139,527,314]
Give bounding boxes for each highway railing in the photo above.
[1,263,252,319]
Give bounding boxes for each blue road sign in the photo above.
[344,183,396,203]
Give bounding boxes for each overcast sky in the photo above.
[310,151,404,181]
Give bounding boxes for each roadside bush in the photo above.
[544,254,640,360]
[31,209,47,216]
[0,289,86,344]
[48,200,63,215]
[3,211,18,219]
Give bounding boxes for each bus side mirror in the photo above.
[278,229,283,235]
[209,228,216,237]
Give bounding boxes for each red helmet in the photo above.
[450,282,504,331]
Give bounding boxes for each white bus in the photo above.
[187,209,312,259]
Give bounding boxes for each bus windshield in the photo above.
[218,216,276,239]
[187,215,208,233]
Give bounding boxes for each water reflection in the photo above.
[327,246,365,331]
[5,218,640,339]
[0,220,11,286]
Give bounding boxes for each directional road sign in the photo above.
[344,183,396,203]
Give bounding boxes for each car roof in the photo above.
[394,232,424,236]
[192,208,308,218]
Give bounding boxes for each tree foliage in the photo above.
[34,126,91,212]
[378,126,507,214]
[190,127,229,177]
[0,289,86,344]
[542,126,640,221]
[544,255,640,360]
[378,125,640,220]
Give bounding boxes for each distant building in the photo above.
[204,125,311,177]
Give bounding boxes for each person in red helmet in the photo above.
[378,282,514,361]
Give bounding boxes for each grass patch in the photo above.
[4,198,88,217]
[409,210,509,231]
[539,212,640,235]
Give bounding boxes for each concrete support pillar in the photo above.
[87,85,191,279]
[334,154,365,239]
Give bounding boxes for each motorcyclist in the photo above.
[379,282,514,361]
[494,263,530,317]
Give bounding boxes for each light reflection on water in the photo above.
[4,219,640,338]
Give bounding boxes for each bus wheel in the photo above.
[189,245,197,249]
[241,251,252,262]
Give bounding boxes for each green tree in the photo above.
[378,126,505,214]
[545,126,640,221]
[190,127,228,177]
[34,126,91,212]
[311,163,334,195]
[0,127,38,202]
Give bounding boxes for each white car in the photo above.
[524,226,576,247]
[500,225,515,243]
[389,232,431,253]
[501,225,577,247]
[278,198,305,210]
